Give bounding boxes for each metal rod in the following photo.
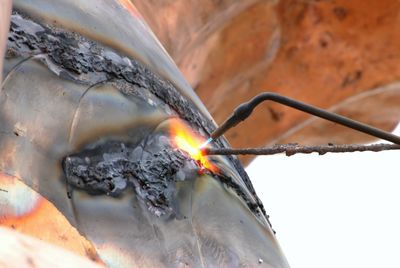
[203,143,400,156]
[210,92,400,145]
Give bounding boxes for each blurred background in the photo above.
[131,1,400,267]
[132,0,400,164]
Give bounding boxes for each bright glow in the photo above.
[246,124,400,268]
[199,137,213,149]
[169,119,217,172]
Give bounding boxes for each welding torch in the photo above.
[205,92,400,147]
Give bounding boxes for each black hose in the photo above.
[211,92,400,145]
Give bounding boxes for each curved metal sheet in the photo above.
[1,4,289,267]
[13,0,214,124]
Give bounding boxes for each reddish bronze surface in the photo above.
[0,173,101,263]
[133,0,400,164]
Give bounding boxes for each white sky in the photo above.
[246,124,400,268]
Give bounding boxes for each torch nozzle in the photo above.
[210,101,254,141]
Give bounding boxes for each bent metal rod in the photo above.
[202,92,400,155]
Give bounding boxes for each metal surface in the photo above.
[13,0,214,124]
[0,6,289,267]
[0,1,11,83]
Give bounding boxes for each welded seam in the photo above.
[7,12,267,220]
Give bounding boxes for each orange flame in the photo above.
[169,119,217,172]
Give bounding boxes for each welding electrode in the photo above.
[209,92,400,145]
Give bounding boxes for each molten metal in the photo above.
[169,119,217,172]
